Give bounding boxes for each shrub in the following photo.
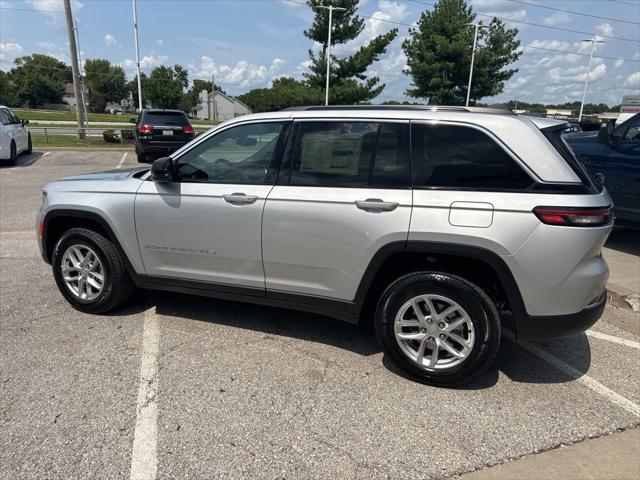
[102,129,120,143]
[121,129,135,141]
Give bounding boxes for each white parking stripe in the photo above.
[504,331,640,417]
[42,152,50,158]
[130,308,159,480]
[587,330,640,349]
[117,152,128,169]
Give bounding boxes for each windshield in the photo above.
[542,126,601,193]
[143,111,190,126]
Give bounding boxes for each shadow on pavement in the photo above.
[606,227,640,256]
[118,291,594,389]
[0,151,45,168]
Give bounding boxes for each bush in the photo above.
[121,129,135,141]
[102,129,120,143]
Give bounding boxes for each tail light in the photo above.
[182,126,194,134]
[138,125,153,134]
[533,205,613,227]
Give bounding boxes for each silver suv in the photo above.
[36,106,613,386]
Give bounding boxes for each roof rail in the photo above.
[279,105,515,115]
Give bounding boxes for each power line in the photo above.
[0,6,63,14]
[406,0,640,43]
[605,0,640,7]
[505,0,640,26]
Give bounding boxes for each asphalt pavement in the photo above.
[1,150,638,479]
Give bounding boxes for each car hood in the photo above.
[57,167,148,182]
[563,131,598,143]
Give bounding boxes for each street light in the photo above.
[578,38,605,122]
[132,0,143,111]
[465,23,489,107]
[314,5,347,105]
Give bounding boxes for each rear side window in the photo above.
[411,123,533,190]
[142,111,190,126]
[542,126,598,193]
[284,121,410,188]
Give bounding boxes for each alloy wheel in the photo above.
[61,244,105,301]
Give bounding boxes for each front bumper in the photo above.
[514,290,607,340]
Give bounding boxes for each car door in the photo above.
[5,109,26,151]
[605,116,640,217]
[262,119,412,302]
[135,120,290,290]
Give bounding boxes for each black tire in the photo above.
[8,141,17,165]
[136,150,147,163]
[26,134,32,154]
[52,228,135,313]
[375,272,500,387]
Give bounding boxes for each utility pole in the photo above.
[465,23,489,107]
[63,0,86,138]
[314,5,346,106]
[132,0,143,111]
[578,38,605,122]
[74,25,89,131]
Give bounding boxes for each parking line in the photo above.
[504,331,640,417]
[129,308,159,480]
[42,152,50,158]
[117,152,128,169]
[586,330,640,349]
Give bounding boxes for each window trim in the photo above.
[171,119,292,186]
[277,118,411,190]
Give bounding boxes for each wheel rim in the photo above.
[61,244,105,301]
[394,294,475,371]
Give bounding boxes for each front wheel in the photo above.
[26,133,32,154]
[375,272,500,387]
[52,228,135,313]
[8,141,17,165]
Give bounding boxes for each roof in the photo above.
[523,116,568,129]
[282,105,516,115]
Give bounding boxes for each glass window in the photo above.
[174,122,287,184]
[5,110,19,124]
[622,118,640,142]
[287,121,409,188]
[411,123,533,190]
[142,111,190,126]
[0,109,10,125]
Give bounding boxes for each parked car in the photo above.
[0,106,31,165]
[564,113,640,227]
[37,106,612,386]
[132,109,195,163]
[562,123,582,134]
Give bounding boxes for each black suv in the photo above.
[131,109,195,163]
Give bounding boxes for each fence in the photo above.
[29,127,135,145]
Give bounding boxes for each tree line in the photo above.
[0,0,609,115]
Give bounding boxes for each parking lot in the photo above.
[1,150,639,479]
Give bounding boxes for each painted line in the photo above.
[42,151,50,158]
[504,331,640,417]
[130,308,159,480]
[586,330,640,349]
[117,152,128,169]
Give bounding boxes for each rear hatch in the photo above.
[140,111,194,144]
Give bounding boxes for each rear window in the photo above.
[542,126,599,193]
[142,111,190,126]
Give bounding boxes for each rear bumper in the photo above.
[514,290,606,340]
[137,140,190,154]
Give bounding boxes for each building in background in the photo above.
[61,82,89,110]
[193,90,251,121]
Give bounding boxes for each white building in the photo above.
[193,90,251,121]
[62,83,89,109]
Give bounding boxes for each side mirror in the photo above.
[151,157,174,182]
[129,118,137,124]
[597,120,615,145]
[21,119,29,126]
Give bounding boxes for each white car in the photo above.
[0,106,32,164]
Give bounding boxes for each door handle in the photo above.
[223,193,259,205]
[355,198,399,212]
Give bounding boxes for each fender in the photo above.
[354,240,527,316]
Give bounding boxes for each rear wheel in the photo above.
[375,272,500,386]
[26,134,32,154]
[136,149,147,163]
[8,141,17,165]
[52,228,135,313]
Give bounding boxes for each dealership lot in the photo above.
[1,150,638,479]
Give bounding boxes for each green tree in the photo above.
[84,59,128,113]
[0,70,17,106]
[238,77,323,112]
[143,65,187,109]
[8,54,72,107]
[304,0,397,104]
[402,0,521,105]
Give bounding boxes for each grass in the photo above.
[31,134,134,149]
[14,108,218,125]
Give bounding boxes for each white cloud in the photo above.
[543,11,570,26]
[596,23,613,38]
[156,40,164,46]
[548,62,607,84]
[614,58,624,69]
[624,72,640,88]
[193,56,287,88]
[471,0,528,25]
[34,41,69,62]
[26,0,83,24]
[122,55,168,75]
[104,34,118,47]
[0,42,23,55]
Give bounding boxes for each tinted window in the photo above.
[622,117,640,142]
[175,121,287,184]
[286,121,409,188]
[411,123,533,190]
[5,110,19,124]
[142,111,189,126]
[0,109,10,125]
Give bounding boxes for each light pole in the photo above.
[314,5,346,105]
[465,23,489,107]
[578,38,605,122]
[132,0,143,111]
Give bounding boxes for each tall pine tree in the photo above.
[304,0,398,104]
[402,0,520,105]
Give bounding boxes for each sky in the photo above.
[1,0,639,106]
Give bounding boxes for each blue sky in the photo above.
[1,0,639,105]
